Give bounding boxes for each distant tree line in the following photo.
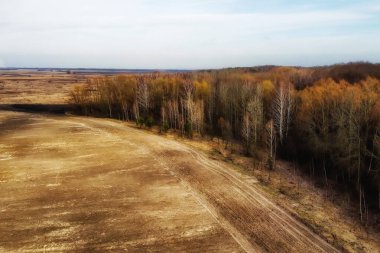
[71,64,380,222]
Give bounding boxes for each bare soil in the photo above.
[0,111,339,252]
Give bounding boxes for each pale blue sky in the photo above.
[0,0,379,69]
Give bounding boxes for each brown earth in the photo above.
[0,110,339,252]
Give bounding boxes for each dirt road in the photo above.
[0,111,339,252]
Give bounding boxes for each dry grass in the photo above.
[0,70,90,104]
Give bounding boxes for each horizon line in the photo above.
[1,61,379,72]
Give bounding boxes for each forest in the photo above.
[70,62,380,223]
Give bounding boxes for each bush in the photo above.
[184,122,193,137]
[161,121,170,132]
[136,117,144,128]
[267,156,274,170]
[145,116,155,128]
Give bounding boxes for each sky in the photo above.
[0,0,380,69]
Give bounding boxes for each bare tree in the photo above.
[266,120,276,170]
[167,100,175,129]
[133,100,140,122]
[182,81,195,135]
[193,100,204,134]
[242,112,251,154]
[137,82,150,116]
[285,84,295,139]
[247,85,264,146]
[273,82,294,144]
[168,99,179,130]
[161,105,167,131]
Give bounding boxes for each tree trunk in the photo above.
[359,185,363,224]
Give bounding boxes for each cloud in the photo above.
[0,0,379,68]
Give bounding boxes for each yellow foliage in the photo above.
[194,80,210,98]
[261,79,274,98]
[297,77,380,126]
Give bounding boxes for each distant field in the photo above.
[0,70,88,104]
[0,69,190,105]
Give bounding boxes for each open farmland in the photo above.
[0,110,338,252]
[0,70,89,104]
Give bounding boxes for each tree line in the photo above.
[70,66,380,222]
